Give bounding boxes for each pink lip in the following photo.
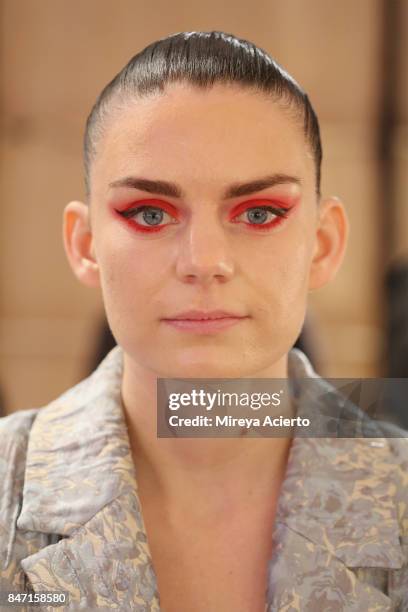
[162,310,249,334]
[166,310,245,320]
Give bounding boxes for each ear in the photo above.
[308,197,349,290]
[63,201,100,288]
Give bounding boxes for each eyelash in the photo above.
[229,201,292,231]
[119,205,176,233]
[116,201,294,233]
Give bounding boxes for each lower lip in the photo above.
[162,317,248,334]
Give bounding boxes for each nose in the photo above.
[175,213,235,285]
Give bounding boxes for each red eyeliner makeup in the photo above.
[114,195,300,233]
[117,199,180,217]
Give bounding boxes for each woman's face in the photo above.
[67,82,345,377]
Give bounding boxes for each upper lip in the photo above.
[163,310,247,320]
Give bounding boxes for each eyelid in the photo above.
[116,195,296,212]
[118,198,180,218]
[114,195,299,232]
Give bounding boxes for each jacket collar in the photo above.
[17,346,403,609]
[18,346,134,536]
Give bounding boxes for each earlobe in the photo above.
[63,201,100,288]
[308,197,348,291]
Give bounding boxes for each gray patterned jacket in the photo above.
[0,346,407,611]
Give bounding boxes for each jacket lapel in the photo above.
[20,492,160,610]
[267,522,395,611]
[17,347,160,609]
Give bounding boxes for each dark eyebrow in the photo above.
[223,174,301,198]
[108,173,301,200]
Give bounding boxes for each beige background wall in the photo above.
[1,0,407,413]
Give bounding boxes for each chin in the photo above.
[175,364,243,378]
[158,352,255,379]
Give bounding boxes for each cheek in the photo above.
[242,226,314,299]
[94,229,168,316]
[241,223,315,343]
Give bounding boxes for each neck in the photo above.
[121,353,292,505]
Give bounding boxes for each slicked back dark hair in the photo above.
[84,31,322,198]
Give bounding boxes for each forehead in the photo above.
[91,82,315,198]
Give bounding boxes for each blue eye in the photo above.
[235,206,287,225]
[121,206,172,226]
[140,208,164,225]
[245,208,277,224]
